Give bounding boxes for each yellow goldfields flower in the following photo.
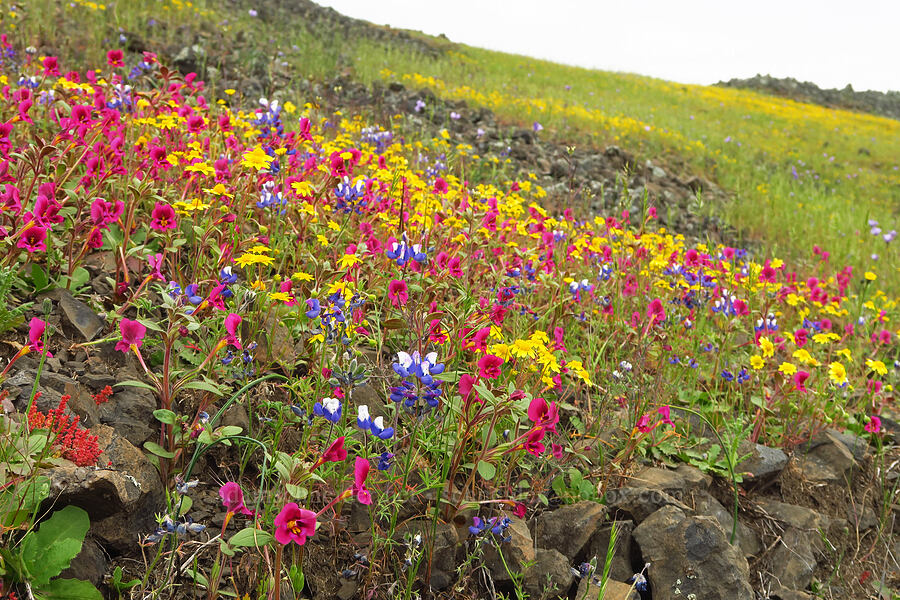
[750,355,765,370]
[759,337,775,358]
[792,349,821,367]
[241,145,274,171]
[291,181,313,196]
[865,358,887,376]
[778,362,797,376]
[293,271,314,282]
[828,362,848,386]
[337,254,361,270]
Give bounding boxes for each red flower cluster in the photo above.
[92,385,113,405]
[27,394,102,466]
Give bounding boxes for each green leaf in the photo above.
[153,409,177,425]
[33,578,102,600]
[21,505,90,587]
[115,380,157,392]
[183,380,225,396]
[285,484,308,500]
[30,264,50,292]
[218,425,243,437]
[142,441,176,459]
[178,495,193,516]
[476,460,496,480]
[228,528,274,548]
[0,476,50,528]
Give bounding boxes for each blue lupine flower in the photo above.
[469,517,488,536]
[184,284,204,305]
[721,370,734,382]
[220,266,238,284]
[313,397,342,423]
[385,235,427,266]
[377,452,394,471]
[356,405,394,439]
[305,298,321,319]
[737,368,750,384]
[357,405,372,430]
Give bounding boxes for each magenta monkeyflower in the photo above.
[314,436,347,468]
[16,225,48,253]
[793,371,810,393]
[224,313,242,349]
[864,415,882,434]
[27,318,50,355]
[387,279,408,307]
[150,201,177,231]
[116,318,146,353]
[352,456,372,505]
[636,413,653,433]
[477,354,504,380]
[273,503,317,545]
[646,298,666,325]
[522,428,546,456]
[323,436,348,462]
[107,49,124,67]
[219,482,254,516]
[527,397,559,433]
[657,405,675,428]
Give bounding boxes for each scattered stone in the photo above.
[772,587,815,600]
[737,441,788,483]
[58,289,105,341]
[59,537,107,587]
[625,465,710,501]
[96,367,157,446]
[755,499,829,533]
[605,486,690,523]
[336,580,358,600]
[632,505,753,600]
[47,424,164,554]
[692,491,761,558]
[483,517,534,583]
[575,576,640,600]
[586,520,635,582]
[768,528,817,591]
[525,548,574,599]
[394,520,458,590]
[534,500,607,560]
[846,502,877,532]
[794,430,857,483]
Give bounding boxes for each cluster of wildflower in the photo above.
[468,515,512,544]
[385,234,428,267]
[360,126,393,153]
[143,514,206,545]
[333,177,368,214]
[356,405,394,439]
[92,385,113,405]
[305,292,365,345]
[868,219,897,243]
[389,351,444,417]
[222,342,258,379]
[257,180,287,213]
[253,98,284,141]
[27,394,101,466]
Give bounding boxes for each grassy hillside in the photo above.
[17,0,898,291]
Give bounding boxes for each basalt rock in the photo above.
[632,505,754,600]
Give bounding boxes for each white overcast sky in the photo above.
[317,0,899,92]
